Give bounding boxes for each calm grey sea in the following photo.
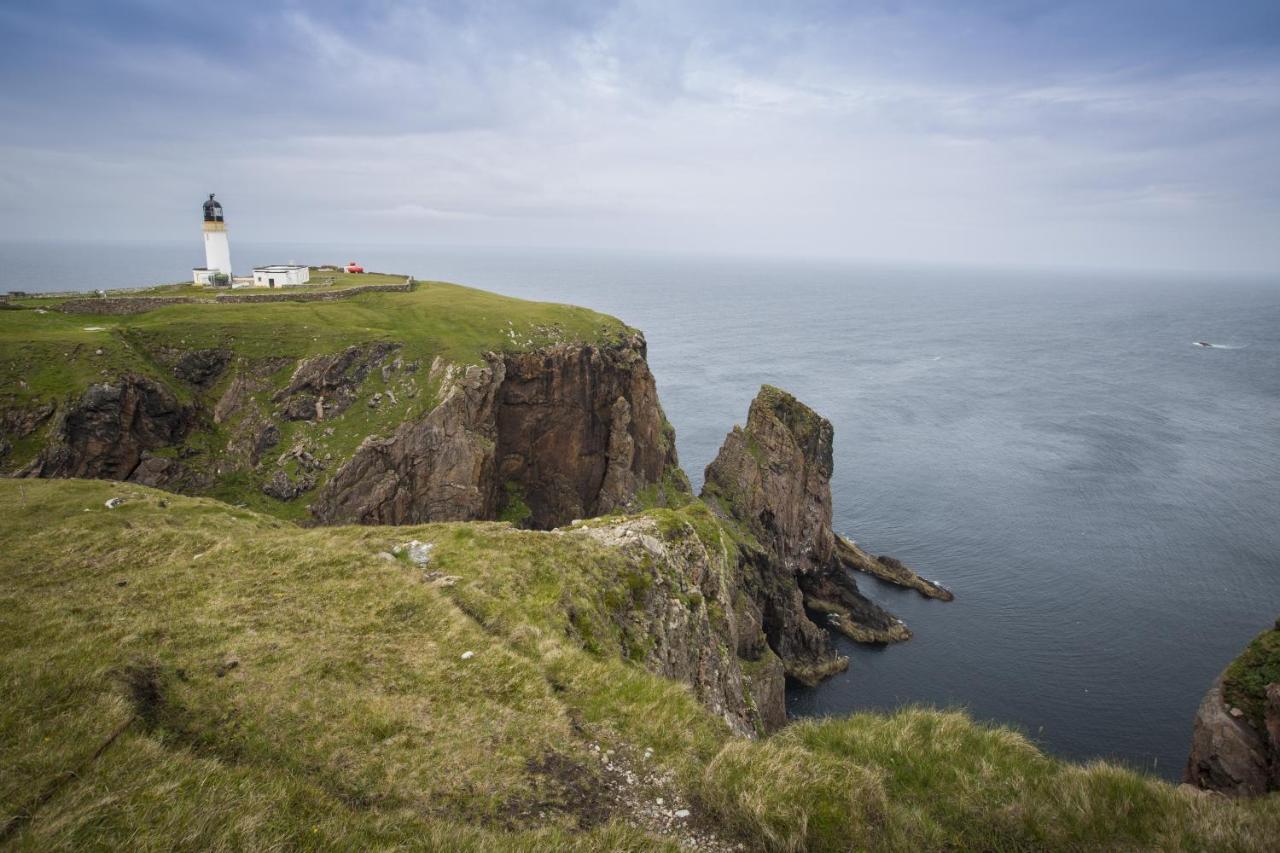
[5,240,1279,780]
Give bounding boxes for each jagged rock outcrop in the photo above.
[701,385,907,686]
[262,469,318,501]
[580,517,786,736]
[1185,620,1280,797]
[310,357,504,523]
[172,348,232,388]
[311,334,684,528]
[495,337,680,527]
[274,343,400,421]
[835,535,954,601]
[1185,678,1270,797]
[18,375,192,483]
[0,401,55,460]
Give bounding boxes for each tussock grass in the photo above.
[3,479,1278,850]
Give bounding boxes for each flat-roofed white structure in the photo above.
[192,268,224,286]
[252,265,311,287]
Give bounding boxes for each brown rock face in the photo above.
[704,385,837,575]
[274,343,400,422]
[836,536,955,601]
[311,334,683,528]
[702,385,905,686]
[19,375,192,484]
[310,357,504,524]
[580,518,786,736]
[495,338,677,528]
[1185,621,1280,797]
[1184,678,1270,797]
[1267,683,1280,789]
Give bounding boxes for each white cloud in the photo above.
[0,1,1277,273]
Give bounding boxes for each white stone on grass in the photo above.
[392,540,434,566]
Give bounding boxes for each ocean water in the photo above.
[4,240,1279,780]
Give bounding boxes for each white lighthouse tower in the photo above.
[193,193,233,286]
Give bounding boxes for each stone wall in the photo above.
[53,281,413,315]
[213,282,411,304]
[56,297,196,315]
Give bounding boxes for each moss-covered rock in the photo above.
[1186,622,1280,797]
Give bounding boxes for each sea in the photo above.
[4,239,1279,781]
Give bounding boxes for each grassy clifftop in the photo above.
[0,280,639,519]
[0,278,631,408]
[3,479,1278,851]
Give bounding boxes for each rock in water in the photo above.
[835,535,954,601]
[701,385,907,686]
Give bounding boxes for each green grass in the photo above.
[0,278,630,404]
[9,268,408,302]
[3,479,1278,850]
[1222,623,1280,731]
[0,278,634,509]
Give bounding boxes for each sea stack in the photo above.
[701,385,908,684]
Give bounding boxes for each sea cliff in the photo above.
[3,280,1278,850]
[1185,620,1280,797]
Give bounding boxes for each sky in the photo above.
[0,0,1278,273]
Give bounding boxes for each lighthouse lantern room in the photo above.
[193,193,233,286]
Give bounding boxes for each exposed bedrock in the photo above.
[580,517,787,736]
[274,342,401,422]
[18,375,193,485]
[835,535,955,601]
[701,385,908,686]
[310,333,686,527]
[1185,620,1280,797]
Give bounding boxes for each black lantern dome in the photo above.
[202,193,225,223]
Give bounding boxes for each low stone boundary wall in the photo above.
[56,297,196,315]
[53,280,414,314]
[213,282,412,304]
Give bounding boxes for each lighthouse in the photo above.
[193,193,233,285]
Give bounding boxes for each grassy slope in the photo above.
[0,279,630,406]
[0,280,633,517]
[3,479,1278,851]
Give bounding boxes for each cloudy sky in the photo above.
[1,1,1278,272]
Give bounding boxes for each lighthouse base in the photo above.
[193,268,230,287]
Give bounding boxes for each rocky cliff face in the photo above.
[701,385,908,686]
[310,333,684,527]
[580,516,787,735]
[7,330,684,529]
[17,375,193,485]
[1185,620,1280,797]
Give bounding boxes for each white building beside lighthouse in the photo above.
[192,193,233,286]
